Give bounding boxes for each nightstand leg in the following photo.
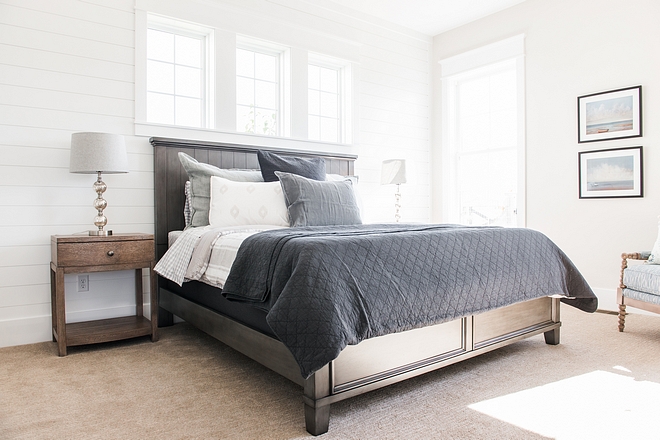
[54,267,67,356]
[135,268,143,318]
[50,266,57,342]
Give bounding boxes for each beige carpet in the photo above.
[1,307,659,439]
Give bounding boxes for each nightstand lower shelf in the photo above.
[60,316,154,347]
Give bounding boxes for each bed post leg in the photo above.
[303,365,331,436]
[158,307,174,327]
[543,328,560,345]
[544,297,560,345]
[156,284,174,327]
[304,403,330,436]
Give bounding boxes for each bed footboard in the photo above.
[159,288,560,436]
[302,296,560,434]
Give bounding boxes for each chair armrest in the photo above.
[619,252,651,288]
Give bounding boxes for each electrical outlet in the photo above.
[78,274,89,292]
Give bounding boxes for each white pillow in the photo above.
[209,176,289,228]
[326,173,358,184]
[648,216,660,264]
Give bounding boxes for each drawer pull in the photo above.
[107,251,115,257]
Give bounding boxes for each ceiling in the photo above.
[302,0,526,36]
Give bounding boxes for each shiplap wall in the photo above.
[0,0,431,348]
[1,0,153,347]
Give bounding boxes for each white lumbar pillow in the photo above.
[208,176,289,228]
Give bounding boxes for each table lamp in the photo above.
[381,159,406,222]
[69,132,128,236]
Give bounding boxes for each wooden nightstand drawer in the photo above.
[51,234,154,268]
[54,240,153,267]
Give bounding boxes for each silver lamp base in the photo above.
[90,172,112,236]
[89,230,113,236]
[394,183,401,223]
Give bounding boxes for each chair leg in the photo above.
[617,304,626,332]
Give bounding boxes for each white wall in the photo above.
[0,0,431,347]
[432,0,660,312]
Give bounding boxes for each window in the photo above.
[308,54,351,144]
[449,61,519,226]
[441,36,525,227]
[137,12,356,144]
[236,38,288,136]
[146,17,213,128]
[308,64,339,142]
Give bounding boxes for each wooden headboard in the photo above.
[150,137,357,259]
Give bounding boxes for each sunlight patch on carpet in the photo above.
[468,370,659,439]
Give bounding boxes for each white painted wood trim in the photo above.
[134,122,357,155]
[439,34,525,78]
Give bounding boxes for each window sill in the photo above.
[134,122,355,154]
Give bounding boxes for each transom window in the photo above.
[308,64,339,142]
[236,39,287,136]
[138,14,355,144]
[146,22,211,128]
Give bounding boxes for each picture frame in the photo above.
[578,146,643,199]
[577,85,642,143]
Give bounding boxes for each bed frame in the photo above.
[151,137,561,435]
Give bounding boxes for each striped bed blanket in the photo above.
[154,225,285,288]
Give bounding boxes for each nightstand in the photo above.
[50,233,158,356]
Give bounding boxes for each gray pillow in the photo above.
[275,171,362,227]
[258,150,326,182]
[178,152,263,227]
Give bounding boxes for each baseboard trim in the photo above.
[0,315,52,348]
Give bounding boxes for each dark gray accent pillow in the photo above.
[257,150,326,182]
[178,152,263,227]
[275,171,362,227]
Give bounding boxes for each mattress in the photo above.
[163,278,275,337]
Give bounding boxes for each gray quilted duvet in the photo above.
[221,224,597,378]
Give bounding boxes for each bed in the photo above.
[151,136,597,435]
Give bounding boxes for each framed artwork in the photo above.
[578,146,643,199]
[577,85,642,143]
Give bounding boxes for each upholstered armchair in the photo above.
[618,252,660,331]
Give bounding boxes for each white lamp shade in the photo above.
[380,159,406,185]
[69,132,128,174]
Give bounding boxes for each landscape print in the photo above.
[579,146,642,198]
[586,155,634,191]
[578,86,641,143]
[585,96,633,135]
